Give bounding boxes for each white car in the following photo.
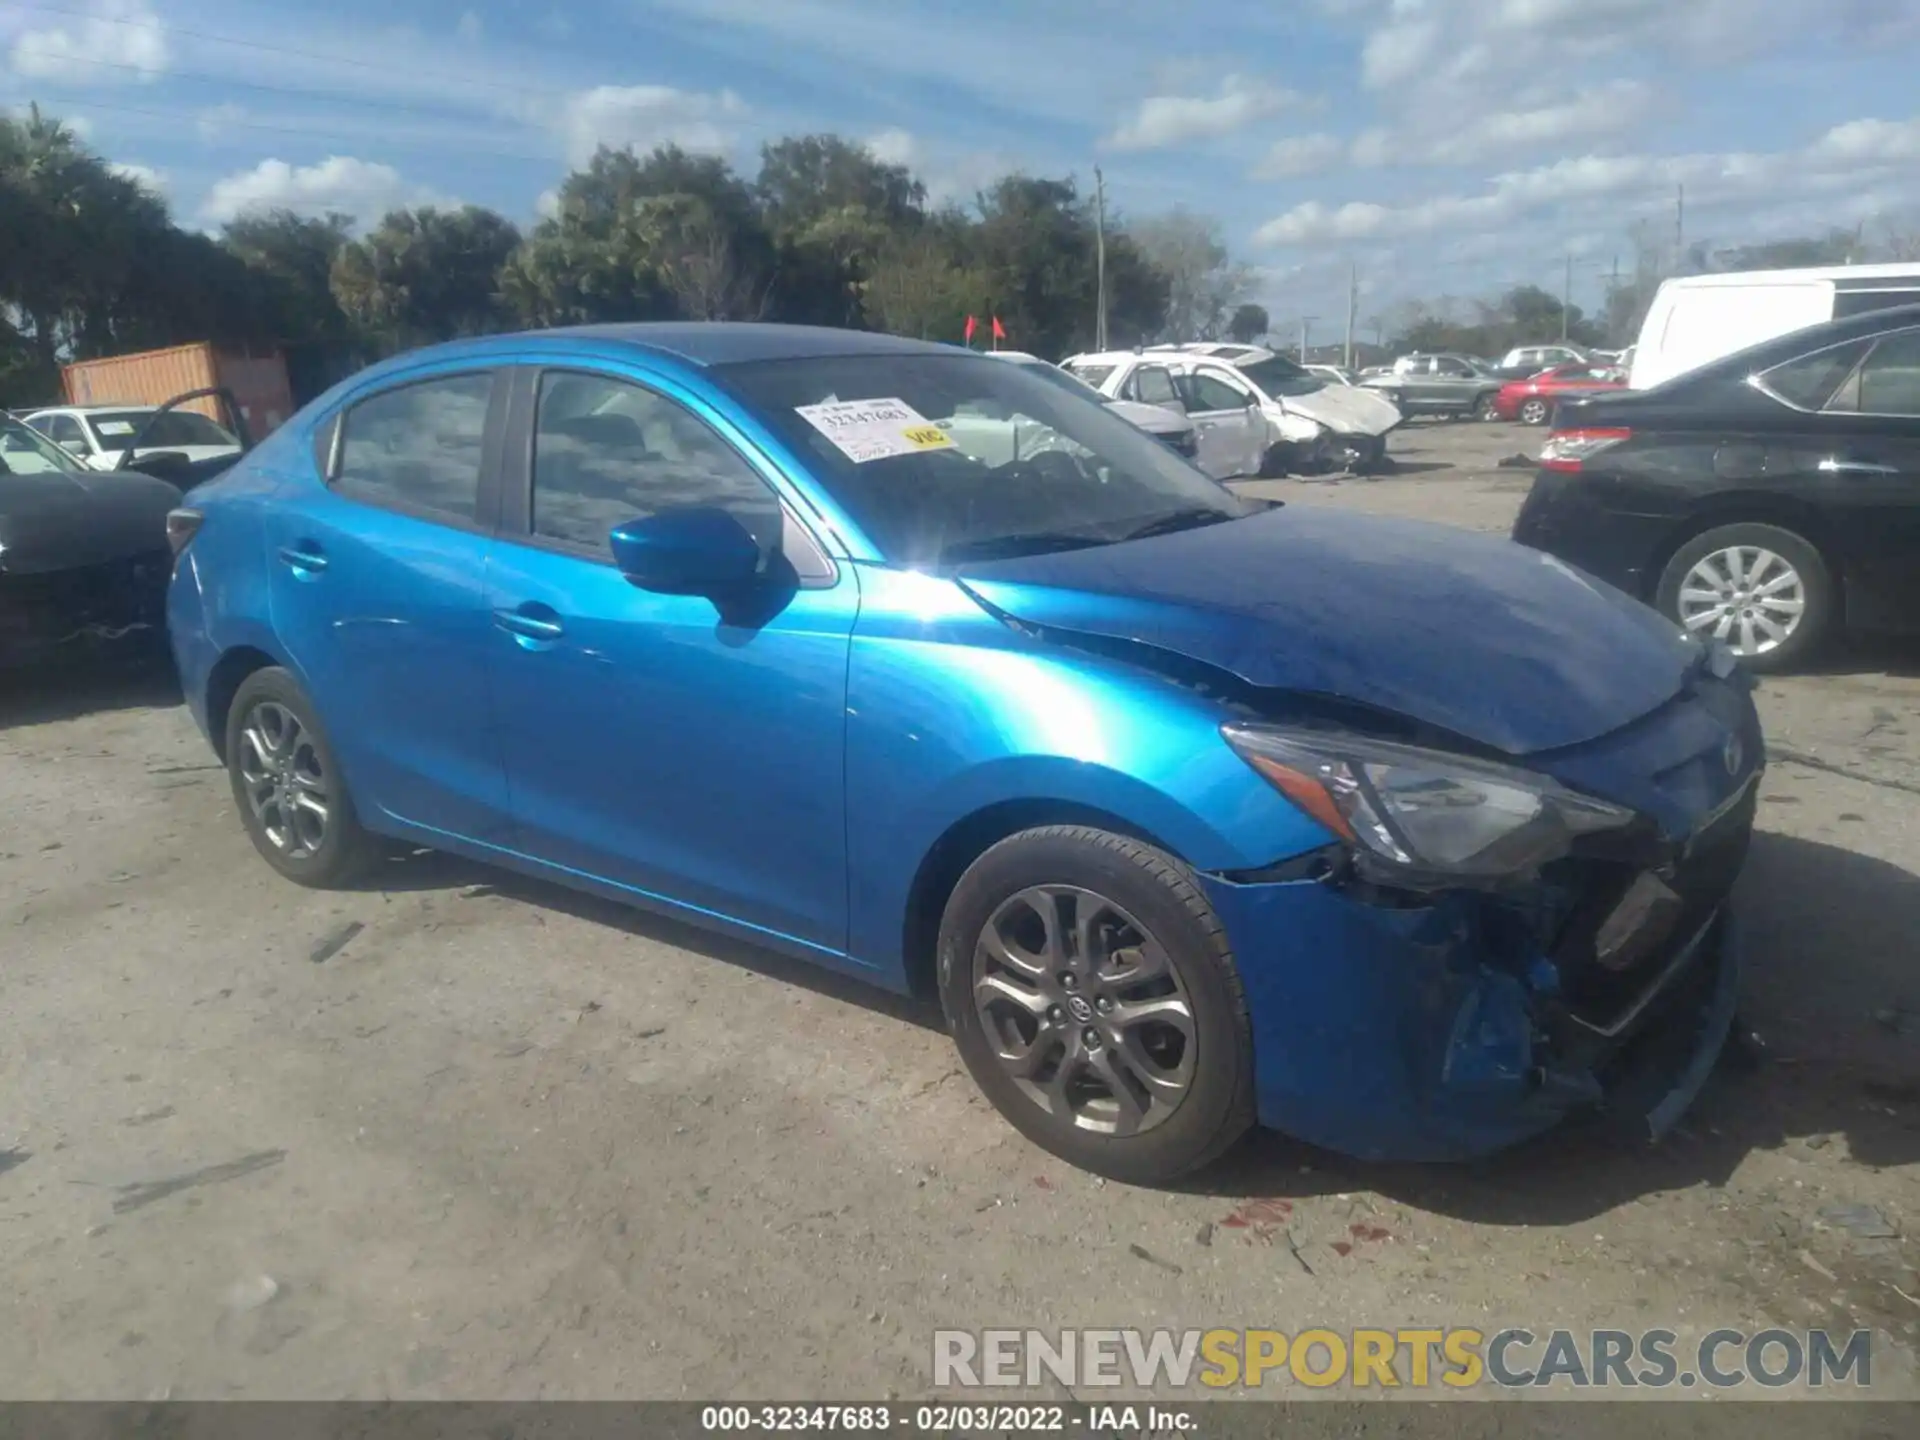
[1062,345,1402,474]
[970,351,1208,468]
[23,404,243,473]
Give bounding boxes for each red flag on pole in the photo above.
[963,315,978,344]
[991,316,1006,346]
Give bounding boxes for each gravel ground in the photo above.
[2,417,1916,1411]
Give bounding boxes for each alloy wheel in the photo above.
[1520,399,1550,425]
[1677,545,1806,656]
[235,700,331,858]
[971,885,1196,1137]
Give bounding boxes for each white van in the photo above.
[1628,262,1920,391]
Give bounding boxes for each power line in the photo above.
[11,94,561,166]
[13,3,570,101]
[7,50,553,130]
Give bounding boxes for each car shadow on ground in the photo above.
[1798,632,1920,681]
[0,650,181,733]
[355,844,948,1036]
[1190,830,1920,1224]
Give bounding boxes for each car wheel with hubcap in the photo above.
[225,666,380,886]
[1654,522,1833,672]
[938,825,1255,1184]
[1518,397,1552,425]
[1474,393,1501,422]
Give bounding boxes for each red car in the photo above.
[1494,364,1627,425]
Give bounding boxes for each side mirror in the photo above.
[609,506,763,596]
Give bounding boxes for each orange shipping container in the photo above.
[61,342,296,442]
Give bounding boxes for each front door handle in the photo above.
[277,543,328,573]
[493,607,564,641]
[1818,457,1899,477]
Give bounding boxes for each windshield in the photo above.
[0,416,84,476]
[1233,355,1326,399]
[1061,361,1117,389]
[1002,358,1110,404]
[717,352,1248,567]
[90,409,237,452]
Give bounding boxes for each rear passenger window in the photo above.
[1759,340,1871,411]
[1855,330,1920,416]
[530,371,780,557]
[334,372,493,522]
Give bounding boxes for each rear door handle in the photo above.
[1818,457,1899,477]
[277,543,328,573]
[493,608,564,641]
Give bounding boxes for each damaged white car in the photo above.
[1062,345,1403,475]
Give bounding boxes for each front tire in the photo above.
[1519,397,1552,425]
[1474,393,1501,422]
[1654,522,1834,672]
[937,826,1256,1184]
[225,667,380,887]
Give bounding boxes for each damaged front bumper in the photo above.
[0,551,170,667]
[1199,856,1742,1163]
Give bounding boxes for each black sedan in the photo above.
[1512,304,1920,670]
[1,412,178,667]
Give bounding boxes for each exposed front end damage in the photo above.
[0,550,170,667]
[1201,817,1748,1162]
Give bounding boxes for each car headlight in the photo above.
[1222,724,1635,886]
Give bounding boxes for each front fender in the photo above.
[842,567,1333,977]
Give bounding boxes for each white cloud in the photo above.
[8,0,170,84]
[1253,132,1347,179]
[110,161,166,195]
[1104,75,1303,152]
[552,85,745,168]
[1256,114,1920,247]
[195,102,245,143]
[456,11,484,44]
[535,187,560,220]
[865,128,919,167]
[199,156,454,226]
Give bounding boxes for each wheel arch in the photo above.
[203,644,288,761]
[899,799,1178,1003]
[1642,495,1848,604]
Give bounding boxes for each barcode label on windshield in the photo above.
[796,398,954,463]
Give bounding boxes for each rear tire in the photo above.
[224,667,380,887]
[1519,398,1552,425]
[1654,522,1835,673]
[937,826,1256,1184]
[1474,393,1501,422]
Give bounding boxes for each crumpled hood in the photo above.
[1275,383,1401,437]
[1105,398,1190,435]
[956,505,1695,756]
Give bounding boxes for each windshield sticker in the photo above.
[795,397,953,463]
[96,420,137,435]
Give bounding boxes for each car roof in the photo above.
[29,404,157,415]
[393,323,960,372]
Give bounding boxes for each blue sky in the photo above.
[6,0,1920,333]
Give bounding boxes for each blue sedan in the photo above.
[165,324,1761,1183]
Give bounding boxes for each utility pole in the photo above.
[1344,259,1358,371]
[1561,254,1573,342]
[1093,166,1109,351]
[1674,183,1685,274]
[1608,252,1621,343]
[1298,316,1315,362]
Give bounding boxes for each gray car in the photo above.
[1360,353,1506,421]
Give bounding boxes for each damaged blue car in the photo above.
[166,325,1761,1184]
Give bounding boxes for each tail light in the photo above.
[166,507,203,557]
[1539,427,1632,473]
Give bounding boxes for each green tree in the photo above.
[1131,209,1254,342]
[756,134,925,326]
[331,205,521,352]
[1228,303,1269,344]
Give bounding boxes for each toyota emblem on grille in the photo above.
[1722,733,1744,776]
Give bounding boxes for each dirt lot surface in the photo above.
[3,417,1917,1413]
